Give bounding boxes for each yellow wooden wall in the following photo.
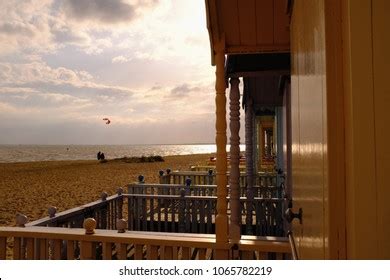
[291,0,389,259]
[342,0,390,259]
[291,0,346,259]
[290,0,328,259]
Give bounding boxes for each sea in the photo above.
[0,144,246,163]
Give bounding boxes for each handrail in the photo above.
[0,226,291,260]
[128,183,284,198]
[287,231,299,260]
[26,193,123,227]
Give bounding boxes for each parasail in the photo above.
[102,118,111,124]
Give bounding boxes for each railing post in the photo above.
[117,187,124,221]
[159,170,165,184]
[16,213,28,227]
[116,219,127,233]
[101,192,108,201]
[179,188,186,233]
[138,175,145,184]
[99,192,108,229]
[245,97,254,235]
[185,177,191,195]
[229,77,241,242]
[214,38,229,259]
[48,206,57,218]
[14,213,28,260]
[166,168,171,184]
[81,218,97,260]
[83,218,96,235]
[207,169,214,185]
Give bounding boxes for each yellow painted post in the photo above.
[214,39,229,259]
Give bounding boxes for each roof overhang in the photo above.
[205,0,291,65]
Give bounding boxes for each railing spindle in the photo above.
[116,243,127,260]
[102,242,112,260]
[52,239,62,260]
[134,244,143,260]
[0,237,6,259]
[13,237,22,259]
[147,245,158,260]
[66,240,75,260]
[25,238,34,259]
[163,246,173,259]
[38,239,48,259]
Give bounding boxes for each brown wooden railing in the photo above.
[26,189,124,230]
[0,225,291,260]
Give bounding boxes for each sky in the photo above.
[0,0,243,145]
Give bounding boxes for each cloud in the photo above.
[61,0,160,24]
[0,0,162,56]
[0,0,222,145]
[169,83,201,98]
[62,0,135,24]
[112,55,129,63]
[0,61,136,119]
[0,1,55,54]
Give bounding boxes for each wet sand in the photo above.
[0,153,212,226]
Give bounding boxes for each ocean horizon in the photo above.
[0,144,246,163]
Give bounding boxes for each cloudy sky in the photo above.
[0,0,243,145]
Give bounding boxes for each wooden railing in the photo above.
[19,184,284,237]
[129,182,284,199]
[128,183,217,196]
[190,165,246,172]
[0,224,291,260]
[127,194,217,234]
[26,189,124,230]
[158,170,283,197]
[125,193,285,236]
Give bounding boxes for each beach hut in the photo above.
[205,0,390,259]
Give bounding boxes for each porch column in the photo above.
[245,97,254,235]
[214,44,229,258]
[229,77,241,241]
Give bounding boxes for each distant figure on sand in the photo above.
[100,152,105,160]
[97,151,101,160]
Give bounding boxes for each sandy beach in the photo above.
[0,153,212,227]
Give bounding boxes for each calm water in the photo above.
[0,144,246,163]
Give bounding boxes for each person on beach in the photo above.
[97,151,101,160]
[100,152,105,160]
